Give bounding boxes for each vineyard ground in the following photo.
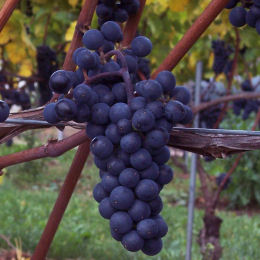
[0,140,260,259]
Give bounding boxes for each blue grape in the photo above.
[99,197,116,219]
[76,49,98,70]
[112,82,127,103]
[144,129,169,150]
[120,132,142,153]
[229,6,246,27]
[157,165,174,185]
[149,196,163,216]
[140,162,159,180]
[131,36,152,57]
[128,199,151,222]
[93,183,108,202]
[43,103,59,124]
[119,168,140,188]
[110,103,131,123]
[49,70,71,94]
[94,156,110,171]
[115,148,131,166]
[75,103,90,123]
[55,98,77,121]
[114,8,129,22]
[165,100,186,123]
[105,124,121,144]
[130,148,152,170]
[132,108,155,132]
[135,179,159,201]
[101,21,123,42]
[110,228,123,241]
[146,100,164,119]
[153,215,168,237]
[121,231,144,252]
[136,80,162,101]
[117,119,132,135]
[102,39,114,53]
[225,0,238,9]
[91,103,110,125]
[142,238,163,256]
[136,218,159,239]
[110,211,133,234]
[90,136,113,159]
[73,84,93,104]
[107,157,125,175]
[83,29,104,50]
[172,86,191,105]
[155,70,176,97]
[153,146,170,165]
[101,173,120,192]
[129,96,146,112]
[102,60,121,73]
[110,186,135,210]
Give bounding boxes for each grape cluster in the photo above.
[36,45,58,105]
[211,40,233,75]
[216,173,232,190]
[0,99,10,122]
[232,79,259,120]
[226,0,260,35]
[200,81,226,128]
[96,0,140,26]
[44,21,192,255]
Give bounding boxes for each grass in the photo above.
[1,142,260,259]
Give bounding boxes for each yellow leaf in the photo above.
[65,21,77,41]
[169,0,189,12]
[6,42,27,63]
[19,59,33,77]
[0,23,12,44]
[0,175,4,185]
[69,0,78,8]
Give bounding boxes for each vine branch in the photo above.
[152,0,230,77]
[193,92,260,114]
[0,130,88,171]
[211,108,260,210]
[122,0,146,47]
[0,0,20,32]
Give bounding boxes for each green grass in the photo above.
[1,142,260,259]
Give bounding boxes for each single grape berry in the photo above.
[49,70,71,94]
[110,211,133,235]
[131,36,152,57]
[109,186,135,210]
[43,103,59,124]
[90,136,114,159]
[121,231,144,252]
[99,197,116,219]
[83,29,104,50]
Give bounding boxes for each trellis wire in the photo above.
[186,61,202,260]
[3,119,260,136]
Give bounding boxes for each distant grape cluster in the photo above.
[216,173,232,190]
[44,21,192,255]
[36,45,58,105]
[233,79,260,120]
[0,99,10,122]
[226,0,260,34]
[211,40,233,75]
[0,73,31,110]
[200,81,226,128]
[96,0,140,26]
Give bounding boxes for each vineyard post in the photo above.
[186,61,202,260]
